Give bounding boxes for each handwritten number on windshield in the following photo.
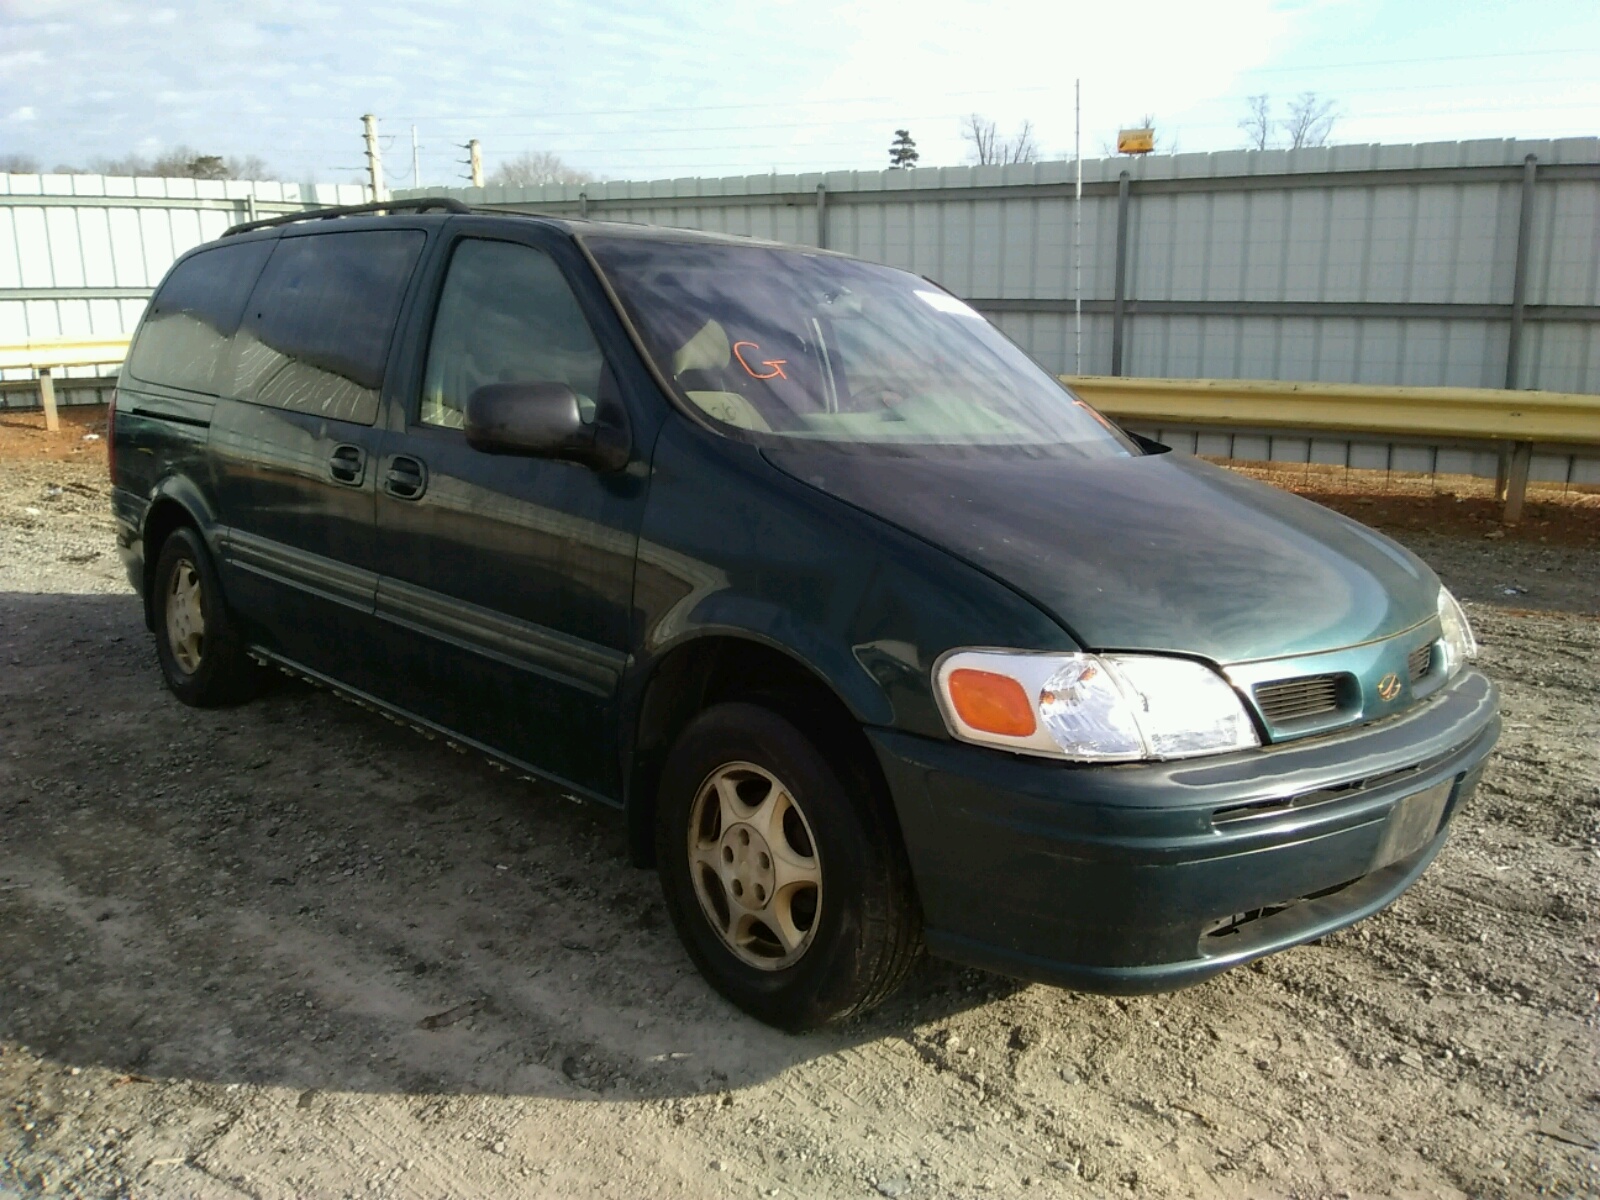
[733,340,788,380]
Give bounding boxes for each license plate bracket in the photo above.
[1371,779,1453,871]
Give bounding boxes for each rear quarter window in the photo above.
[230,230,425,426]
[126,240,274,395]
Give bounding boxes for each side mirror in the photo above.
[464,382,629,471]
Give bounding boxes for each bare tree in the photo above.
[489,151,592,188]
[961,114,1038,166]
[1282,92,1337,150]
[1139,113,1179,155]
[54,146,279,179]
[1009,119,1039,164]
[1239,94,1272,151]
[152,150,228,179]
[226,155,272,180]
[0,153,40,173]
[962,114,999,164]
[77,153,150,175]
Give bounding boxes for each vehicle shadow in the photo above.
[0,590,1025,1103]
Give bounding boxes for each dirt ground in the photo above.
[2,409,1597,1199]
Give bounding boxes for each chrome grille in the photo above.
[1254,674,1341,724]
[1408,643,1433,682]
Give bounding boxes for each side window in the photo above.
[420,239,604,430]
[231,230,425,426]
[126,240,273,395]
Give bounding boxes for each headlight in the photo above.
[1437,587,1477,677]
[935,650,1261,762]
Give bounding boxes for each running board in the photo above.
[245,646,622,810]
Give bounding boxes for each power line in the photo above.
[379,48,1600,122]
[340,80,1600,151]
[30,60,1600,139]
[1227,45,1600,75]
[230,78,1595,161]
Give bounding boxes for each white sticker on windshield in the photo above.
[914,289,982,319]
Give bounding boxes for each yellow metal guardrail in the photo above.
[0,336,132,372]
[1062,375,1600,447]
[1064,375,1600,521]
[1,336,129,432]
[3,343,1593,520]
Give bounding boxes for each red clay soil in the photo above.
[0,406,111,466]
[1225,459,1600,551]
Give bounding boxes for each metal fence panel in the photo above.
[0,173,366,386]
[5,142,1598,405]
[401,137,1598,395]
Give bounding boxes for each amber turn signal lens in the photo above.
[947,668,1037,737]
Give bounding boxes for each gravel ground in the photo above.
[2,445,1597,1199]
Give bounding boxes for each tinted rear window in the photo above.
[231,230,425,425]
[126,240,273,395]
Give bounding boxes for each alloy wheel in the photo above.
[687,761,822,970]
[165,559,206,675]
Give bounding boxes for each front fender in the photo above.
[635,420,1077,734]
[638,587,896,728]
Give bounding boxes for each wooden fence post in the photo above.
[1502,441,1533,524]
[38,368,59,433]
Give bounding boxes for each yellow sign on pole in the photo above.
[1117,128,1155,154]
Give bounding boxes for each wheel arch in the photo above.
[623,632,900,870]
[137,482,221,631]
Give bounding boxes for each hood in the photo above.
[763,446,1438,665]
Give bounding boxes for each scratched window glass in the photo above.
[588,238,1134,456]
[230,230,425,426]
[126,240,274,396]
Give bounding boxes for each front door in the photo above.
[371,232,648,800]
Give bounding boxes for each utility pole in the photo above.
[1073,78,1082,376]
[411,125,420,189]
[362,113,386,201]
[468,139,483,187]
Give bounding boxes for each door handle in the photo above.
[385,455,428,500]
[328,444,366,486]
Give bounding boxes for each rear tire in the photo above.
[655,702,921,1031]
[151,527,260,707]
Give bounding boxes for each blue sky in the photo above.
[1,0,1597,185]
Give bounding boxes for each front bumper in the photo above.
[869,668,1499,993]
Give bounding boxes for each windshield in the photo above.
[587,238,1136,457]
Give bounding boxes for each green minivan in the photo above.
[111,200,1499,1030]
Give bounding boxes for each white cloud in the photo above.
[0,47,47,75]
[0,0,78,16]
[6,105,37,122]
[789,0,1318,165]
[2,0,1596,182]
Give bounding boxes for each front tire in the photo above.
[151,527,259,707]
[656,702,921,1031]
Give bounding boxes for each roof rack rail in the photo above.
[223,196,471,237]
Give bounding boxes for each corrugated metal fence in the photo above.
[3,143,1595,489]
[403,137,1600,397]
[0,173,367,406]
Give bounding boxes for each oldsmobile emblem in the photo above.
[1377,672,1403,701]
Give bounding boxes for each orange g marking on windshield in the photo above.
[733,340,788,380]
